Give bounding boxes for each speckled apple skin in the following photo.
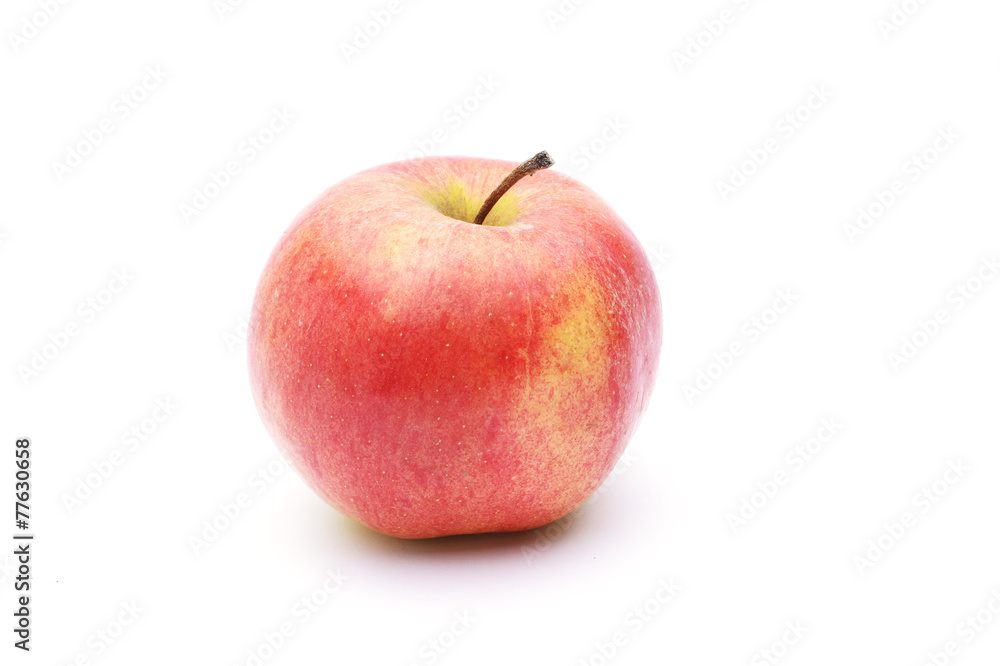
[248,156,661,538]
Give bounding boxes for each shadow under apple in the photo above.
[296,462,672,603]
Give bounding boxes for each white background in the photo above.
[2,0,999,664]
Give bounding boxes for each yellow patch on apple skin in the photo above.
[417,177,521,227]
[512,281,616,511]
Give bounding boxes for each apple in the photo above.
[248,152,661,538]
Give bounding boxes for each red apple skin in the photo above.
[248,156,661,539]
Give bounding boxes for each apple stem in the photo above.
[473,151,554,225]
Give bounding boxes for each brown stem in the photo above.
[473,151,554,225]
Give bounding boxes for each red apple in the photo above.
[248,152,661,538]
